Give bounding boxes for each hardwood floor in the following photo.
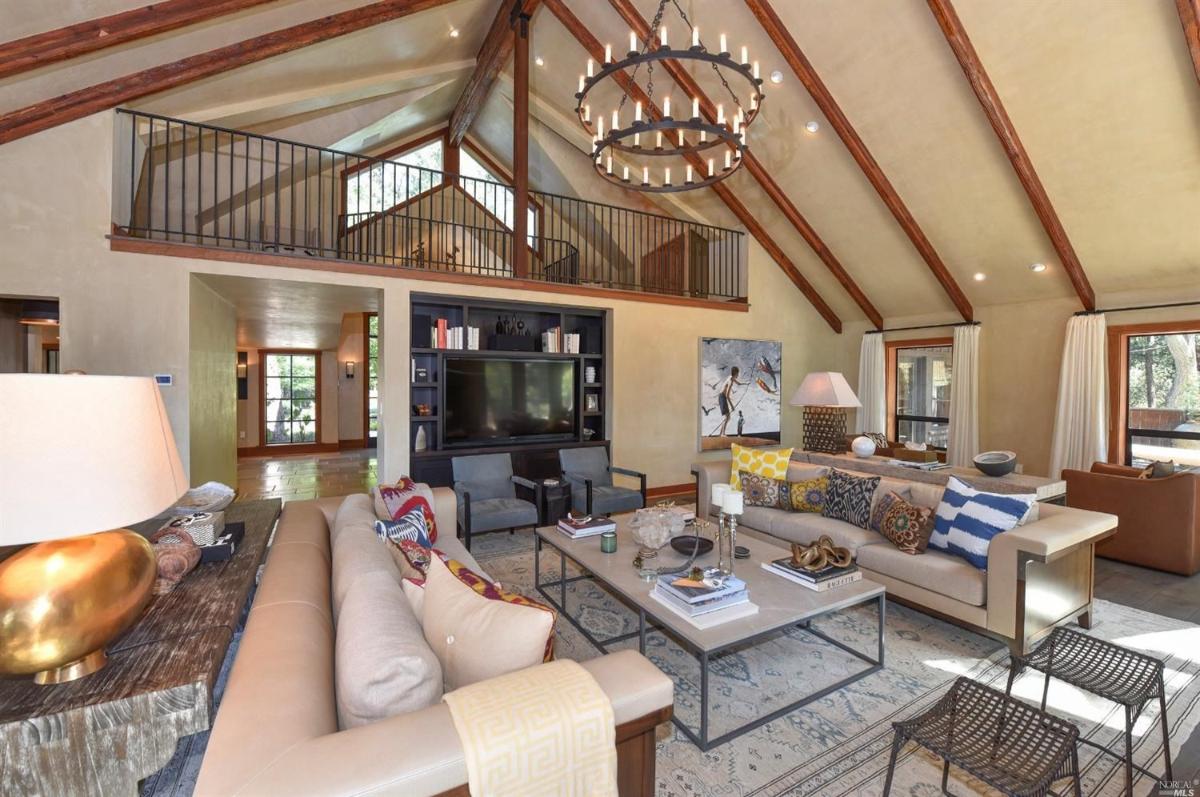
[235,447,377,504]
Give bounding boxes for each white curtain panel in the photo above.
[1049,313,1108,478]
[855,333,887,434]
[947,324,980,468]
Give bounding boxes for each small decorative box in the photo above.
[159,511,225,546]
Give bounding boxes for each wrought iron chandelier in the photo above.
[574,0,764,193]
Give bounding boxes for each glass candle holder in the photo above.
[600,530,617,553]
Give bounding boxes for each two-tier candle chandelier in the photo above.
[574,0,765,193]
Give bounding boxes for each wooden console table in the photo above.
[0,498,280,797]
[801,452,1066,502]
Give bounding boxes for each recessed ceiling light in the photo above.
[805,120,820,134]
[1029,262,1047,273]
[535,56,545,67]
[770,70,784,84]
[973,272,986,282]
[449,28,459,38]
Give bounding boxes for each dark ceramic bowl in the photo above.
[669,536,714,555]
[974,450,1017,477]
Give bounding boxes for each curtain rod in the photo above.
[1076,299,1200,316]
[864,321,980,335]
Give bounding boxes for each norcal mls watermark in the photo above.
[1157,778,1199,796]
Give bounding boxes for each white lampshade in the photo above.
[0,375,188,543]
[789,371,861,408]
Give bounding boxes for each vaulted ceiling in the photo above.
[3,0,1198,324]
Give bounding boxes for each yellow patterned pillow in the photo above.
[730,443,794,490]
[787,476,829,513]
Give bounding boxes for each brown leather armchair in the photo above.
[1064,462,1200,575]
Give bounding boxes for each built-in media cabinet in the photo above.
[409,293,609,487]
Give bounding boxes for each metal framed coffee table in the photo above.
[535,517,886,750]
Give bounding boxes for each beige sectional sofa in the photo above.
[195,487,673,796]
[694,455,1118,654]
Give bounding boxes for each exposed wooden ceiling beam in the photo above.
[607,0,881,329]
[743,0,974,322]
[0,0,278,81]
[542,0,842,333]
[0,0,456,146]
[927,0,1096,311]
[1178,0,1200,89]
[448,0,541,146]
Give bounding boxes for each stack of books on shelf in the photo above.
[762,557,862,591]
[652,574,748,617]
[556,515,616,539]
[562,332,581,354]
[541,326,562,353]
[429,319,482,350]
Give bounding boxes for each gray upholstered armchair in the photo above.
[451,453,541,550]
[559,447,646,516]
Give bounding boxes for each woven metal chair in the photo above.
[1006,626,1172,794]
[883,677,1081,797]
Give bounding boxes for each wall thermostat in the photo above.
[154,374,173,386]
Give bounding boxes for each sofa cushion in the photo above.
[730,443,793,490]
[931,476,1036,554]
[786,475,829,513]
[374,508,432,548]
[823,469,881,529]
[908,482,945,511]
[374,479,439,542]
[877,494,935,555]
[768,512,887,554]
[571,484,643,515]
[740,470,786,509]
[737,505,779,533]
[335,570,443,729]
[856,543,987,606]
[422,556,556,690]
[946,492,1037,570]
[463,497,538,533]
[332,494,401,623]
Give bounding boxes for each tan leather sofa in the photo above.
[694,456,1117,654]
[195,488,674,796]
[1064,462,1200,575]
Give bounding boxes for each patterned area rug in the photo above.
[143,528,1200,796]
[466,530,1200,797]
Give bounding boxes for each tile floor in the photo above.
[235,447,377,504]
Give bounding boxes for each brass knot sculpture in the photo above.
[789,535,853,572]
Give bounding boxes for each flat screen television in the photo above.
[443,357,577,446]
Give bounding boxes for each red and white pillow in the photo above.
[374,478,438,543]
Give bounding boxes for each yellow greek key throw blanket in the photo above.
[443,659,618,797]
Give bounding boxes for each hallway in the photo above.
[235,448,377,504]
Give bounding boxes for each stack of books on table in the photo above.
[762,557,862,592]
[556,516,616,539]
[652,574,749,617]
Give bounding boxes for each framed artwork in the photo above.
[585,393,600,412]
[699,337,782,451]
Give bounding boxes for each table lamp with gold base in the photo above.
[0,375,188,684]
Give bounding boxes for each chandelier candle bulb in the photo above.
[725,149,732,170]
[678,129,685,147]
[692,97,700,118]
[741,45,748,65]
[634,132,641,147]
[630,30,637,53]
[642,165,649,184]
[686,164,693,183]
[692,26,699,48]
[708,157,715,176]
[612,109,619,130]
[720,33,727,54]
[623,165,629,181]
[584,104,590,122]
[598,117,604,137]
[700,129,707,143]
[635,101,642,122]
[664,166,671,185]
[660,25,667,47]
[578,75,584,93]
[605,43,612,63]
[656,130,663,149]
[754,60,760,80]
[717,103,725,124]
[606,155,612,174]
[663,96,670,117]
[587,59,594,78]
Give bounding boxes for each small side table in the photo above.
[1007,626,1172,794]
[883,677,1081,797]
[540,478,572,525]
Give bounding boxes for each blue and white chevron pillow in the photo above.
[930,476,1035,570]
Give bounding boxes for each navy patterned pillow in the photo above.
[822,469,881,530]
[374,506,432,548]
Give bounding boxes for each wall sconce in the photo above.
[344,360,356,379]
[236,362,248,379]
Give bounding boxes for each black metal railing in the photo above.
[113,109,745,300]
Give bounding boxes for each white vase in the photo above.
[851,435,876,458]
[414,425,428,452]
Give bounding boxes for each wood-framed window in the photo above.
[340,129,448,224]
[260,350,321,446]
[363,312,379,447]
[458,141,540,249]
[885,337,953,449]
[1107,320,1200,466]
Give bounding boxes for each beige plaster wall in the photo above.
[188,276,237,485]
[337,313,366,442]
